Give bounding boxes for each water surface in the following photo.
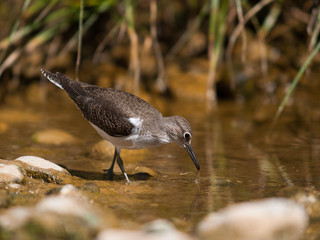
[0,85,319,237]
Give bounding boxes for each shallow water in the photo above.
[0,84,320,237]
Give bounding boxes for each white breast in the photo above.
[90,123,135,149]
[89,117,171,150]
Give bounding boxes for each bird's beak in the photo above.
[184,143,200,170]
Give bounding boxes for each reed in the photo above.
[0,0,319,110]
[207,0,228,107]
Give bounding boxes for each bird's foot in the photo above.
[103,168,114,180]
[123,172,131,184]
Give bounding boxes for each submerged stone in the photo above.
[82,182,100,193]
[0,121,8,134]
[31,128,77,145]
[0,163,24,183]
[91,140,115,158]
[91,140,147,161]
[197,198,308,240]
[15,156,71,184]
[0,109,40,123]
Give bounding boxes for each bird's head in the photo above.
[165,116,200,171]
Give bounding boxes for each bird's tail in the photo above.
[41,68,89,100]
[41,69,64,89]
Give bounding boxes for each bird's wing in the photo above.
[54,72,135,137]
[42,70,162,137]
[75,93,134,137]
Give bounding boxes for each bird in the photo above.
[41,69,200,182]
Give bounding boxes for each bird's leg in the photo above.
[103,148,117,180]
[116,150,130,183]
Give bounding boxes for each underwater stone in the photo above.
[31,128,77,145]
[82,182,100,193]
[91,140,115,158]
[197,197,308,240]
[0,121,8,134]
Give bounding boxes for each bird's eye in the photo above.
[184,132,191,139]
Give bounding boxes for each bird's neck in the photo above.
[161,116,179,142]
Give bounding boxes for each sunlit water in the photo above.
[0,86,319,237]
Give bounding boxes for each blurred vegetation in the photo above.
[0,0,320,111]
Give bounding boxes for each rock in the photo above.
[0,121,8,134]
[0,190,8,208]
[0,163,24,183]
[82,182,100,193]
[97,219,193,240]
[31,128,77,145]
[130,166,157,180]
[91,140,115,159]
[167,61,207,101]
[0,207,32,230]
[25,82,47,105]
[197,198,308,240]
[49,184,85,200]
[143,219,194,240]
[253,105,275,124]
[96,229,145,240]
[91,140,147,161]
[0,184,116,239]
[37,195,93,218]
[0,109,40,123]
[290,188,320,219]
[15,156,71,184]
[7,183,21,189]
[41,185,89,211]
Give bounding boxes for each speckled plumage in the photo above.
[41,69,199,182]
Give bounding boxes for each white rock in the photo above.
[7,183,21,189]
[14,156,71,183]
[59,184,80,196]
[96,229,142,240]
[0,163,24,183]
[96,219,193,240]
[15,156,65,172]
[36,195,91,217]
[0,185,100,233]
[0,207,32,230]
[197,198,308,240]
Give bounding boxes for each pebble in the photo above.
[7,183,21,189]
[197,198,308,240]
[31,128,77,145]
[0,163,24,183]
[15,156,71,184]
